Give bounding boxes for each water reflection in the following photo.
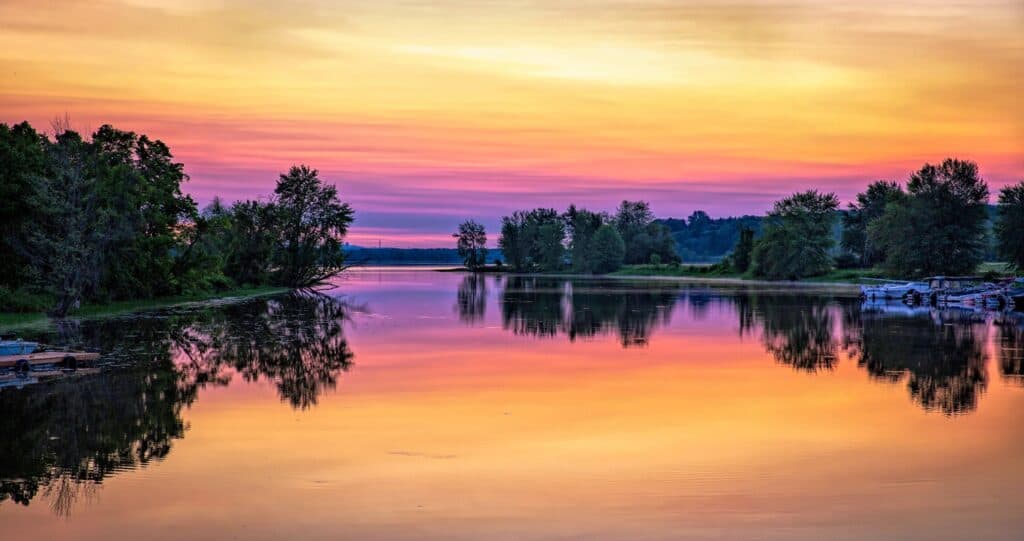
[739,295,840,372]
[996,313,1024,386]
[455,274,488,324]
[4,276,1024,521]
[489,277,1013,415]
[0,363,192,516]
[0,292,356,514]
[498,277,678,347]
[842,307,989,415]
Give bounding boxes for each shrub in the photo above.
[834,252,860,269]
[0,286,53,313]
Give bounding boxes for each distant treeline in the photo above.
[452,158,1024,279]
[344,246,505,266]
[453,201,680,273]
[0,120,354,316]
[658,212,764,262]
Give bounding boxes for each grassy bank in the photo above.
[435,264,507,273]
[611,264,886,284]
[0,286,288,329]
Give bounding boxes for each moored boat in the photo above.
[860,280,931,301]
[0,339,38,356]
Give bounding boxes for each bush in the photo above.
[0,286,53,313]
[981,270,1001,282]
[591,224,626,274]
[834,252,860,269]
[649,254,662,266]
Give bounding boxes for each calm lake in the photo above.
[2,268,1024,540]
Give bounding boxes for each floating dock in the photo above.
[0,351,101,370]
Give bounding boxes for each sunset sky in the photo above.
[2,0,1021,246]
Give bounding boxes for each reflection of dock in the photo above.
[861,299,932,317]
[0,351,102,389]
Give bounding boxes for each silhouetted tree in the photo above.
[614,200,680,265]
[751,190,839,279]
[590,224,626,273]
[996,181,1024,270]
[0,122,46,289]
[563,205,607,273]
[452,220,488,269]
[497,208,564,272]
[869,159,989,277]
[271,165,354,287]
[731,226,754,273]
[841,180,903,266]
[21,129,115,316]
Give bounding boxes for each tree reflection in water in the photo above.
[498,277,678,347]
[842,306,988,415]
[996,313,1024,387]
[0,291,356,514]
[737,293,840,372]
[455,274,489,324]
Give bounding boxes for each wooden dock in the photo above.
[0,351,100,370]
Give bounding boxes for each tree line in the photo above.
[736,158,1024,279]
[0,121,354,316]
[453,158,1023,279]
[453,201,680,273]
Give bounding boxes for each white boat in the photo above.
[860,281,931,300]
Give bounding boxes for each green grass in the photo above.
[802,268,886,283]
[612,264,888,284]
[0,286,288,330]
[610,264,739,278]
[978,261,1013,274]
[435,264,508,273]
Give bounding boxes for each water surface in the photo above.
[2,269,1023,540]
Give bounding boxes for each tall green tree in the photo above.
[614,200,653,264]
[22,130,114,316]
[0,122,47,288]
[613,200,679,265]
[732,226,755,273]
[90,125,197,300]
[590,224,626,274]
[534,219,566,272]
[869,159,989,278]
[225,200,277,286]
[563,205,606,273]
[271,165,354,287]
[497,208,564,272]
[996,181,1024,270]
[452,220,488,270]
[751,190,839,280]
[174,198,236,292]
[498,211,531,272]
[840,180,903,266]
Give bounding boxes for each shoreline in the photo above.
[0,286,289,329]
[433,265,865,294]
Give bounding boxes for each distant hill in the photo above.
[344,246,505,266]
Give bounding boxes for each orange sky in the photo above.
[1,0,1022,246]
